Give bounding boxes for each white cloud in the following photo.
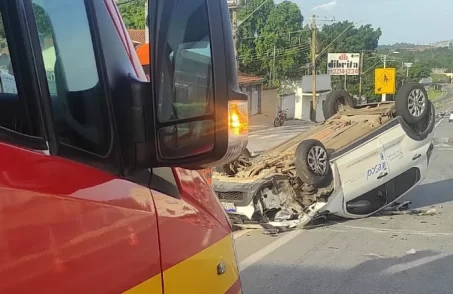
[312,0,337,10]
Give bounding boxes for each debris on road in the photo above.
[377,202,441,217]
[406,249,417,255]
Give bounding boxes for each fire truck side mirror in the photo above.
[133,0,248,170]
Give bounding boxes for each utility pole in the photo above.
[311,15,317,122]
[380,51,399,102]
[271,44,276,87]
[358,50,364,98]
[309,15,335,122]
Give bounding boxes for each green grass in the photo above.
[427,87,444,100]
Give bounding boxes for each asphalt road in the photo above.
[236,98,453,294]
[247,120,315,156]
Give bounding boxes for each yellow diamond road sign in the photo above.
[374,68,396,95]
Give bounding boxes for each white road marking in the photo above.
[239,230,302,272]
[261,134,278,139]
[383,252,451,275]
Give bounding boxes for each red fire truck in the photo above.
[0,0,247,293]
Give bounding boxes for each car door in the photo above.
[152,168,240,294]
[334,137,388,205]
[378,124,429,202]
[0,1,163,293]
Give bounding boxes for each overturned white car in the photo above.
[213,83,435,230]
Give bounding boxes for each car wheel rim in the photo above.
[307,146,328,176]
[407,89,426,118]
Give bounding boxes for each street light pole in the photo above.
[382,54,387,101]
[381,51,399,102]
[311,15,317,122]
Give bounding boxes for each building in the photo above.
[237,72,264,116]
[128,29,146,48]
[281,74,332,122]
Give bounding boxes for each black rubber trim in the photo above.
[0,127,47,150]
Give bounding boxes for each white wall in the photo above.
[281,76,332,121]
[301,93,328,122]
[280,93,296,119]
[280,80,304,119]
[261,88,279,117]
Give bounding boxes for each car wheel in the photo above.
[323,89,355,120]
[416,101,435,138]
[294,139,330,186]
[395,82,429,124]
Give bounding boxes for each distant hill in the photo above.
[378,42,417,50]
[378,40,453,51]
[430,39,453,48]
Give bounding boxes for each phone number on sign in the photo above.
[327,68,359,75]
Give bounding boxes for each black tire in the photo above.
[395,82,429,124]
[323,89,355,120]
[273,117,281,127]
[416,100,435,139]
[294,139,330,186]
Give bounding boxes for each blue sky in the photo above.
[291,0,453,45]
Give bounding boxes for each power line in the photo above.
[239,29,310,40]
[315,21,362,60]
[305,0,336,19]
[238,43,311,61]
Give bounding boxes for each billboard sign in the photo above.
[327,53,360,75]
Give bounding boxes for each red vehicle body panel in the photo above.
[0,142,162,293]
[0,0,240,293]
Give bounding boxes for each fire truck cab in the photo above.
[0,0,246,293]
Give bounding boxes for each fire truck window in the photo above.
[157,0,213,122]
[0,12,28,135]
[31,0,111,156]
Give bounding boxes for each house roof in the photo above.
[128,29,146,44]
[238,72,263,84]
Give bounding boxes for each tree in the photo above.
[118,0,146,29]
[236,0,275,77]
[0,16,4,40]
[32,4,53,37]
[237,0,308,87]
[315,21,382,99]
[407,62,431,81]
